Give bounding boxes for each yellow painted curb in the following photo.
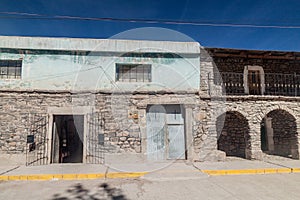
[292,168,300,173]
[0,172,148,181]
[0,167,297,180]
[7,175,21,181]
[263,168,278,174]
[52,174,63,180]
[62,174,79,180]
[276,168,292,173]
[0,176,9,181]
[106,172,148,179]
[202,168,293,176]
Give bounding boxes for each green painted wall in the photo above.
[0,49,200,92]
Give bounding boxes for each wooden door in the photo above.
[248,70,261,95]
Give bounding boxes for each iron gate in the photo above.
[26,113,48,166]
[86,112,105,164]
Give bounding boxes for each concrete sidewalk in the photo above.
[1,159,300,181]
[194,160,300,175]
[0,161,205,181]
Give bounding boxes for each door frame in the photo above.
[47,106,92,164]
[244,65,265,95]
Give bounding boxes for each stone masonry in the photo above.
[1,45,300,164]
[217,111,249,158]
[195,47,300,161]
[0,91,199,159]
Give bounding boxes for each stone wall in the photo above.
[267,109,298,157]
[0,91,137,154]
[2,93,300,161]
[3,92,300,161]
[196,48,300,161]
[194,96,300,160]
[0,91,199,158]
[217,111,249,158]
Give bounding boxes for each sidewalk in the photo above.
[0,160,206,181]
[1,159,300,181]
[194,159,300,175]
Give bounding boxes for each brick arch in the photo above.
[260,108,299,159]
[216,111,250,158]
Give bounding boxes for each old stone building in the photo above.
[0,36,299,166]
[198,48,300,161]
[0,36,200,165]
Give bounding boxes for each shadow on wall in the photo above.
[51,183,127,200]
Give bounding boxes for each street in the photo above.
[1,173,300,200]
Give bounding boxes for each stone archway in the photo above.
[260,109,298,159]
[216,111,250,158]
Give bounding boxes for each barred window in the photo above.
[0,60,22,79]
[116,64,151,82]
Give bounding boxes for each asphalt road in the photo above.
[1,173,300,200]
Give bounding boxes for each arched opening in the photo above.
[260,109,298,159]
[216,111,250,158]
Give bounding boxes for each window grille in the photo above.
[116,64,151,82]
[0,60,22,79]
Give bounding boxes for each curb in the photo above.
[0,172,148,181]
[202,168,300,176]
[1,168,300,181]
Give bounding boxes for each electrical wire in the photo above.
[0,11,300,29]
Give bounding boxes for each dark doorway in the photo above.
[51,115,84,163]
[260,122,268,152]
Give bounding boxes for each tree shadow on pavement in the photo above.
[51,183,128,200]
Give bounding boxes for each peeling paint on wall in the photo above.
[0,40,200,91]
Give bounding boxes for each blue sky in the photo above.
[0,0,300,51]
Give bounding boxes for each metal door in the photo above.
[26,113,48,166]
[86,112,105,164]
[146,106,166,160]
[167,125,185,159]
[146,105,186,160]
[165,105,185,159]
